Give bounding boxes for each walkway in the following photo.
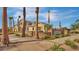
[0,34,79,51]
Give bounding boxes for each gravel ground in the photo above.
[0,34,79,51]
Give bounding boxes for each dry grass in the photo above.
[48,43,65,51]
[65,40,78,49]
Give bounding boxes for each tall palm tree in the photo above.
[48,10,52,36]
[35,7,39,39]
[17,16,21,32]
[59,21,61,29]
[2,7,9,46]
[13,17,15,32]
[21,7,26,37]
[48,10,50,24]
[9,16,13,32]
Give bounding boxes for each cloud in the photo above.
[12,7,78,25]
[13,7,62,23]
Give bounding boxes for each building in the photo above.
[62,28,70,36]
[14,19,52,33]
[53,27,70,37]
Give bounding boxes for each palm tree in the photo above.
[48,10,50,24]
[9,16,13,32]
[44,24,52,32]
[47,10,53,36]
[71,19,79,30]
[17,16,21,32]
[35,7,39,39]
[2,7,9,46]
[21,7,26,37]
[13,17,15,32]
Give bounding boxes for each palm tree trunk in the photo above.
[2,7,9,46]
[17,16,20,32]
[48,10,50,24]
[22,7,26,37]
[35,7,39,39]
[9,19,12,32]
[13,18,15,32]
[48,10,52,36]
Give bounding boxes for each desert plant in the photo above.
[48,44,65,51]
[42,35,50,39]
[65,40,78,49]
[44,35,50,39]
[74,39,79,43]
[15,33,21,36]
[42,35,54,40]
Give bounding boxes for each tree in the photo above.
[13,17,15,32]
[47,10,52,36]
[71,19,79,30]
[17,16,21,32]
[35,7,39,39]
[48,10,50,24]
[9,16,13,32]
[2,7,9,46]
[21,7,26,37]
[44,24,52,32]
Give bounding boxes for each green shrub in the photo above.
[15,33,20,36]
[9,32,14,34]
[48,37,54,40]
[48,44,65,51]
[42,35,54,40]
[74,39,79,43]
[65,40,78,49]
[44,35,50,39]
[0,33,2,35]
[42,35,50,39]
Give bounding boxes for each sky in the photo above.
[0,7,79,29]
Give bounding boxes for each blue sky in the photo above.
[0,7,79,29]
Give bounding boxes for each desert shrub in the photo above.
[15,33,20,36]
[65,40,78,49]
[48,44,65,51]
[42,35,54,40]
[48,37,53,40]
[54,34,62,38]
[25,34,32,37]
[42,35,50,39]
[0,33,2,35]
[9,32,14,34]
[44,35,50,39]
[74,39,79,43]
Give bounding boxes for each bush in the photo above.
[42,35,50,39]
[15,33,20,36]
[65,40,78,49]
[0,33,2,35]
[44,35,50,39]
[54,34,62,38]
[9,32,14,34]
[48,44,65,51]
[42,35,54,40]
[74,39,79,43]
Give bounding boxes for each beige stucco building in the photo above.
[14,19,49,33]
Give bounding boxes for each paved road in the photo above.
[0,34,79,51]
